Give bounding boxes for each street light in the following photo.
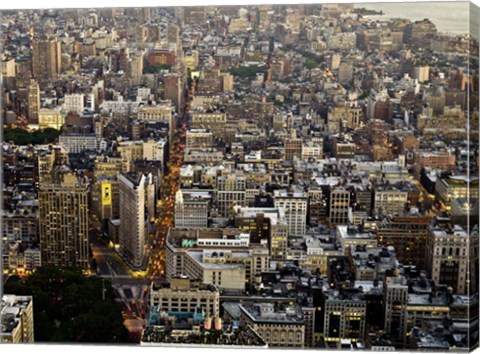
[102,278,106,301]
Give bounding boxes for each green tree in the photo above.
[230,65,267,79]
[3,127,60,145]
[5,267,129,343]
[305,58,317,69]
[143,64,172,74]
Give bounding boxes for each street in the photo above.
[88,82,192,341]
[149,81,193,279]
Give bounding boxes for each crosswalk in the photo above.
[113,284,150,320]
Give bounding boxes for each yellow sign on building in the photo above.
[102,183,111,206]
[190,71,201,79]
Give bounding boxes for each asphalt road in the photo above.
[90,234,130,277]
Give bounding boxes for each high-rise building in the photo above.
[183,50,199,71]
[15,57,32,88]
[137,102,175,140]
[338,62,353,85]
[27,79,40,124]
[58,111,98,153]
[165,227,269,290]
[302,307,316,348]
[1,55,16,78]
[217,174,246,218]
[38,108,64,130]
[149,276,220,318]
[142,139,167,171]
[91,177,120,222]
[167,24,180,53]
[0,295,35,343]
[285,130,302,162]
[435,175,479,210]
[190,110,226,140]
[469,227,479,295]
[221,72,234,92]
[39,173,89,270]
[94,155,124,177]
[329,188,351,226]
[414,150,456,177]
[301,139,323,160]
[2,210,38,245]
[377,216,431,268]
[117,141,144,173]
[274,189,308,236]
[147,49,176,66]
[373,188,408,216]
[174,190,209,228]
[414,65,430,83]
[233,206,289,259]
[118,172,152,269]
[163,73,183,115]
[239,303,305,348]
[185,129,213,152]
[308,188,328,226]
[331,136,356,159]
[136,25,148,44]
[323,289,367,345]
[336,225,378,255]
[37,145,69,185]
[426,224,469,294]
[383,272,408,347]
[63,93,84,113]
[32,37,62,81]
[129,50,144,86]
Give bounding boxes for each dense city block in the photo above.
[1,3,479,350]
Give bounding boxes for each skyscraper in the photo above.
[383,272,409,347]
[174,190,209,228]
[129,50,144,86]
[118,172,152,269]
[285,129,302,162]
[39,173,89,271]
[329,187,351,226]
[426,224,469,294]
[27,79,40,124]
[163,73,183,115]
[167,24,181,55]
[31,37,62,81]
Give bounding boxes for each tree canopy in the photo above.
[5,267,129,343]
[3,127,60,146]
[143,63,172,74]
[230,65,267,79]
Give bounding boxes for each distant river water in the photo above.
[355,2,471,35]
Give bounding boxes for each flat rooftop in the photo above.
[169,228,246,243]
[187,250,245,270]
[239,303,304,325]
[141,325,267,347]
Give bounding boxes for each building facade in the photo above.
[118,173,151,269]
[38,173,89,270]
[425,224,469,294]
[1,295,34,343]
